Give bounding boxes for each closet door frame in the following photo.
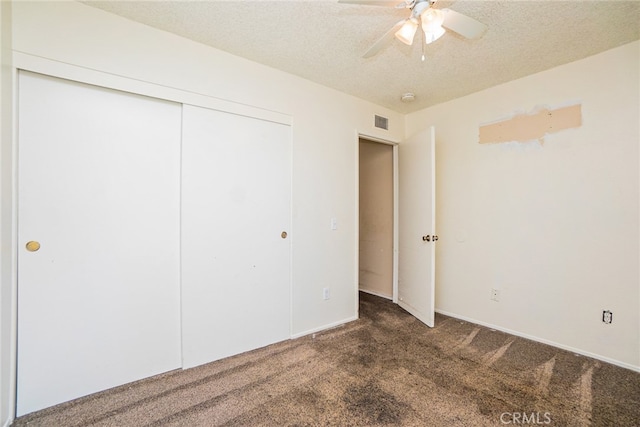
[7,53,293,416]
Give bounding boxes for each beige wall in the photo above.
[359,140,394,299]
[406,41,639,370]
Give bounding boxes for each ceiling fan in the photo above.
[339,0,488,58]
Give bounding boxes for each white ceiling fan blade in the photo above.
[441,8,487,39]
[363,19,407,58]
[338,0,409,8]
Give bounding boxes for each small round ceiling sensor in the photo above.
[401,93,415,102]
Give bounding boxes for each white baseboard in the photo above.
[435,309,640,373]
[290,315,359,339]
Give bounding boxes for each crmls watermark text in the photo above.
[500,412,552,425]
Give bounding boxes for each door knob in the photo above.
[25,241,41,252]
[422,235,431,242]
[281,231,288,239]
[433,235,439,241]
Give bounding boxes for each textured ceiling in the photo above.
[83,0,640,114]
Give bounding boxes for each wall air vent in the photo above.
[374,115,389,131]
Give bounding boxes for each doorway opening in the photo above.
[358,137,398,302]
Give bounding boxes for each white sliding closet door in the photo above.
[181,105,291,369]
[17,72,182,416]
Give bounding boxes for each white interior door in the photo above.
[398,126,436,327]
[17,71,182,416]
[181,104,291,369]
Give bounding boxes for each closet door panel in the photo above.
[181,104,291,369]
[17,71,182,416]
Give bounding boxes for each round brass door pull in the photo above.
[26,241,41,252]
[281,231,288,239]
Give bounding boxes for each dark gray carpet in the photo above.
[13,293,640,426]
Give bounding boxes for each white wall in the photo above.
[0,1,15,425]
[406,41,639,370]
[10,0,403,331]
[3,4,636,423]
[0,1,404,421]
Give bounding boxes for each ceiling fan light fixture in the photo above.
[424,26,446,44]
[421,8,445,44]
[421,8,444,29]
[394,18,418,45]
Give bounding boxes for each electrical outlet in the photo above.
[602,310,613,324]
[323,287,330,300]
[490,288,500,302]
